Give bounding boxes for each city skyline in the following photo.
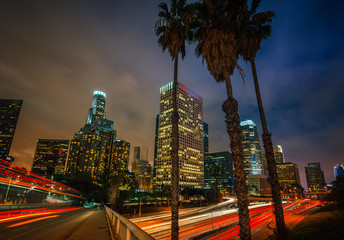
[1,0,343,189]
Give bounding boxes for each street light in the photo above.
[4,177,12,204]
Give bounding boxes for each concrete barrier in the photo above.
[105,206,155,240]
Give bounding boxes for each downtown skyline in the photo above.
[1,0,344,189]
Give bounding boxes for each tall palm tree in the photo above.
[194,1,251,239]
[238,1,288,239]
[155,1,194,239]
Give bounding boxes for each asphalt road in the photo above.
[0,208,111,240]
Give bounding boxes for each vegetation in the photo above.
[193,1,251,239]
[155,0,195,239]
[237,1,288,239]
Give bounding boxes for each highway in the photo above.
[0,207,110,240]
[132,199,320,240]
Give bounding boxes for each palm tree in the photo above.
[194,1,251,239]
[238,1,288,239]
[155,1,195,239]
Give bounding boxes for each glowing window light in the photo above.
[93,91,106,97]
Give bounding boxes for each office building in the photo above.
[0,99,23,159]
[247,175,271,196]
[204,151,233,193]
[136,160,152,190]
[67,91,116,180]
[262,145,286,175]
[203,122,209,153]
[305,162,326,192]
[334,164,344,179]
[276,162,302,198]
[240,120,263,175]
[32,139,69,178]
[110,140,130,174]
[153,114,159,178]
[155,82,204,190]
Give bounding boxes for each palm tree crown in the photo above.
[155,0,195,60]
[239,0,275,62]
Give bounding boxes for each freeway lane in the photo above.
[0,208,110,240]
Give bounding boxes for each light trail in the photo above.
[0,207,79,223]
[6,215,60,228]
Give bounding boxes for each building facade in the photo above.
[204,151,233,193]
[66,91,117,180]
[240,120,263,175]
[0,99,23,160]
[32,139,70,178]
[110,140,130,174]
[305,162,326,192]
[203,122,209,154]
[334,164,344,179]
[262,145,286,175]
[276,162,302,198]
[155,82,204,190]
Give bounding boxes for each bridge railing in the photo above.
[105,206,155,240]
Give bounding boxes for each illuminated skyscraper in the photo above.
[67,91,116,180]
[110,140,130,174]
[203,122,209,153]
[305,162,326,192]
[155,82,204,190]
[334,164,344,179]
[0,99,23,160]
[262,144,286,175]
[204,151,233,192]
[32,139,69,178]
[240,120,263,175]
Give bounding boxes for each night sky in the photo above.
[1,0,343,189]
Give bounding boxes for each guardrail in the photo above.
[105,206,155,240]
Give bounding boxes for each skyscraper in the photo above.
[203,122,209,153]
[204,151,233,193]
[305,162,326,192]
[276,162,302,198]
[32,139,69,178]
[67,91,116,180]
[334,164,344,179]
[153,114,159,178]
[155,82,204,190]
[240,120,263,175]
[110,140,130,174]
[273,145,285,164]
[0,99,23,160]
[132,145,148,174]
[262,145,286,175]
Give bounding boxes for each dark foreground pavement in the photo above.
[0,208,111,240]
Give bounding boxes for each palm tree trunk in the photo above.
[222,77,251,240]
[171,52,180,240]
[250,60,288,240]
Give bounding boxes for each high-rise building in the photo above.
[110,140,130,174]
[334,164,344,179]
[305,162,326,192]
[204,151,233,193]
[273,145,285,164]
[32,139,69,178]
[132,145,148,174]
[203,122,209,153]
[240,120,263,175]
[153,114,159,178]
[0,99,23,160]
[136,160,152,190]
[155,82,204,190]
[67,91,116,180]
[262,145,286,175]
[276,162,302,198]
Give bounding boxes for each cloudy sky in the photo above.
[1,0,343,188]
